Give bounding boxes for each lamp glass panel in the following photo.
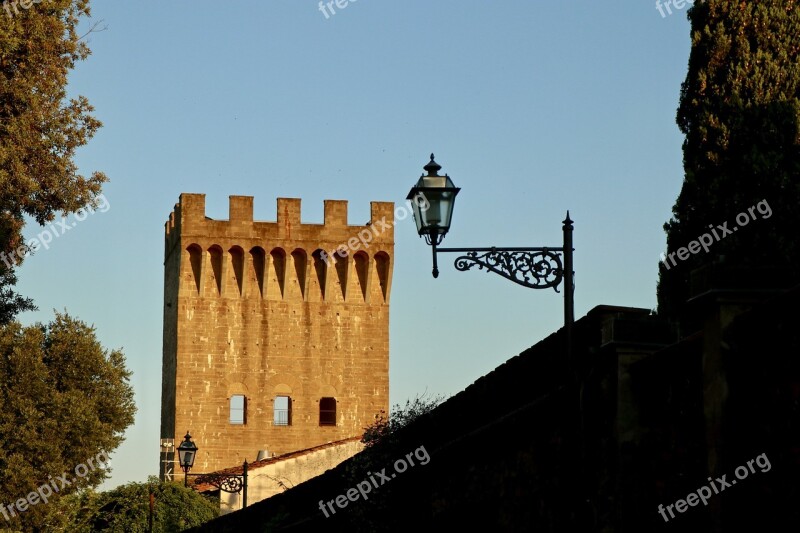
[409,191,432,234]
[178,447,196,468]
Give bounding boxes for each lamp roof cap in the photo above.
[423,153,442,176]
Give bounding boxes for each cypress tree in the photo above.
[658,0,800,316]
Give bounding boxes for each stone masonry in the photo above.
[160,194,393,476]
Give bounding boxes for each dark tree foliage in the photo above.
[361,393,445,449]
[0,267,33,325]
[0,0,107,324]
[0,313,135,532]
[48,477,219,533]
[658,0,800,316]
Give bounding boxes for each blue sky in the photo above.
[14,0,693,489]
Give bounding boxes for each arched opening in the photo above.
[354,251,369,302]
[208,245,223,295]
[334,249,348,300]
[186,244,203,294]
[291,248,307,300]
[229,246,244,296]
[374,252,390,302]
[319,397,337,426]
[268,248,286,299]
[312,249,328,300]
[248,247,266,297]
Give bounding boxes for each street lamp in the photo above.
[408,155,584,520]
[177,432,197,487]
[407,154,460,249]
[176,431,248,507]
[406,154,575,344]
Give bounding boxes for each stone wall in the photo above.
[161,194,393,474]
[202,438,364,514]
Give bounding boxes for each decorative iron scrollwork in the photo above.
[194,473,244,493]
[453,249,564,290]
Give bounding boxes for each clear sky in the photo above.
[14,0,693,489]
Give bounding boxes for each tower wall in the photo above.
[161,194,393,475]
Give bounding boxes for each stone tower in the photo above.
[160,194,393,477]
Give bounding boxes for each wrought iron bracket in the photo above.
[439,246,565,290]
[192,472,245,493]
[424,212,574,334]
[185,459,249,508]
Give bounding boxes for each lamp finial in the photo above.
[423,154,442,176]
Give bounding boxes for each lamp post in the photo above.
[406,154,575,342]
[177,432,248,507]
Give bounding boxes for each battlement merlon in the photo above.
[165,194,396,258]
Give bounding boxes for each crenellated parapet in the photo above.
[164,194,395,303]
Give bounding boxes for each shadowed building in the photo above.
[187,272,800,532]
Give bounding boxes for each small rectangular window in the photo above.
[319,397,336,426]
[274,396,292,426]
[230,394,246,425]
